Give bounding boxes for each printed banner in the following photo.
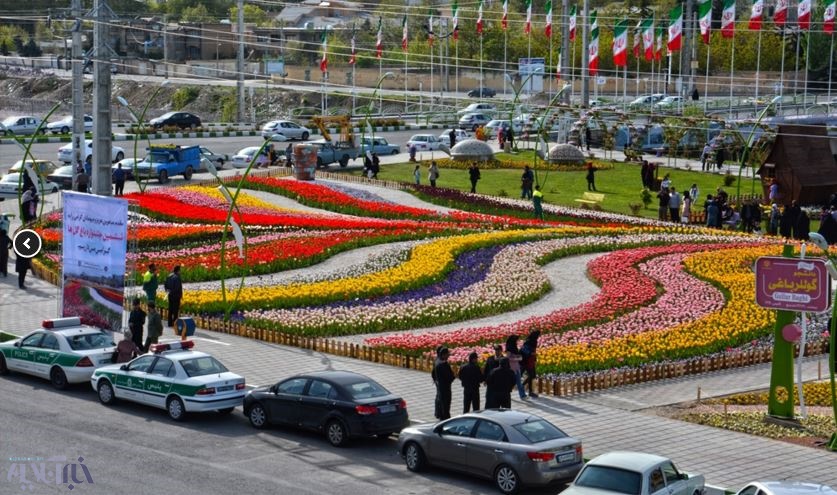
[754,256,832,312]
[62,192,129,331]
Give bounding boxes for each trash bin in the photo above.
[175,317,196,338]
[292,144,317,181]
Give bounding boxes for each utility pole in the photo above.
[92,0,113,196]
[237,0,245,123]
[71,0,83,191]
[581,0,589,106]
[561,0,570,104]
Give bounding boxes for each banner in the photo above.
[62,192,128,331]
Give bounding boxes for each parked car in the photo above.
[1,115,44,136]
[199,146,229,168]
[562,452,705,495]
[484,119,523,138]
[0,173,60,198]
[47,165,76,190]
[243,370,409,447]
[629,94,666,110]
[467,87,497,98]
[232,146,271,169]
[438,129,470,146]
[57,140,125,164]
[406,134,442,151]
[132,145,202,183]
[360,137,400,155]
[458,103,497,116]
[46,115,93,134]
[655,96,683,110]
[149,111,202,130]
[9,159,59,177]
[398,409,583,495]
[261,120,311,140]
[735,481,837,495]
[459,112,492,131]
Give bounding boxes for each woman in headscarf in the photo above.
[115,331,141,363]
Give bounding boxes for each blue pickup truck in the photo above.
[133,145,201,183]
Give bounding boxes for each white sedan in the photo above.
[0,173,60,198]
[57,140,125,164]
[232,146,270,169]
[563,452,705,495]
[46,115,94,134]
[260,120,311,140]
[438,129,470,146]
[406,134,442,151]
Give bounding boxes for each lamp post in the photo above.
[530,83,572,188]
[362,72,396,168]
[116,80,170,193]
[504,68,545,151]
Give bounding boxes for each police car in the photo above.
[0,317,116,389]
[90,340,246,421]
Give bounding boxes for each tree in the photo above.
[181,4,211,23]
[228,4,271,26]
[24,38,42,57]
[0,38,10,56]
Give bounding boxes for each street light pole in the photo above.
[363,72,396,168]
[116,80,170,194]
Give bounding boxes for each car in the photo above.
[562,451,705,495]
[468,87,497,98]
[260,120,311,140]
[484,119,524,139]
[360,137,400,155]
[243,370,409,447]
[655,96,683,110]
[232,146,270,169]
[199,146,229,168]
[438,129,470,146]
[1,115,44,136]
[0,317,116,389]
[398,409,583,495]
[148,111,202,130]
[9,159,59,177]
[0,173,60,198]
[735,481,837,495]
[57,140,125,164]
[457,103,497,116]
[406,134,442,151]
[46,115,93,134]
[91,340,246,421]
[629,94,667,110]
[459,112,492,131]
[47,165,76,190]
[111,158,138,180]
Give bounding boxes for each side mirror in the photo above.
[269,384,277,394]
[680,473,689,480]
[13,341,21,347]
[120,365,128,371]
[433,424,444,435]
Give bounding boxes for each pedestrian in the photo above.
[409,143,417,162]
[285,143,293,167]
[768,179,780,204]
[768,203,781,235]
[431,347,455,420]
[521,166,534,199]
[15,254,31,289]
[691,87,700,101]
[0,226,10,277]
[498,126,506,148]
[468,163,481,193]
[689,184,699,205]
[449,129,457,148]
[668,187,681,223]
[715,146,726,171]
[640,160,650,188]
[458,351,483,413]
[780,201,799,238]
[660,173,671,191]
[20,188,34,223]
[585,162,597,191]
[483,344,503,381]
[485,357,516,409]
[76,165,89,193]
[413,165,421,185]
[144,301,163,351]
[113,163,126,196]
[681,191,692,224]
[128,297,146,351]
[585,126,592,152]
[533,185,544,220]
[506,126,515,149]
[428,161,439,188]
[115,330,141,363]
[364,152,373,176]
[794,207,810,241]
[520,331,540,398]
[700,143,712,171]
[164,265,183,327]
[505,335,527,400]
[657,186,670,222]
[142,263,158,304]
[706,196,720,228]
[371,153,381,179]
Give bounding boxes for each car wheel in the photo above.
[325,419,348,447]
[158,170,169,184]
[316,157,324,168]
[39,128,46,135]
[404,442,426,472]
[51,186,58,193]
[391,149,398,155]
[339,155,349,168]
[115,151,124,162]
[494,464,520,495]
[217,407,235,415]
[50,367,68,390]
[217,159,224,169]
[97,380,116,405]
[301,131,309,141]
[248,403,268,429]
[183,166,193,180]
[190,123,197,130]
[167,396,186,421]
[0,355,9,375]
[61,126,69,134]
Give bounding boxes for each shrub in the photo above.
[640,188,653,208]
[172,87,200,110]
[723,171,736,187]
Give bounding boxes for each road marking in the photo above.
[191,337,231,346]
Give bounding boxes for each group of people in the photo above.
[432,331,541,420]
[497,125,515,150]
[140,263,184,326]
[700,141,726,172]
[363,153,381,179]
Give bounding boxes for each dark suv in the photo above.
[149,112,202,130]
[467,87,496,98]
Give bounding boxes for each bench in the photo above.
[623,148,643,162]
[574,192,606,209]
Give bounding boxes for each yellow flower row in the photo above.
[182,185,298,212]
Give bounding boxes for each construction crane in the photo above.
[310,116,355,147]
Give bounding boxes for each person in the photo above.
[715,146,726,171]
[506,126,515,149]
[768,203,781,235]
[689,184,699,205]
[700,143,712,171]
[364,152,373,176]
[715,187,729,206]
[142,263,158,304]
[370,153,380,179]
[409,143,417,162]
[15,254,31,289]
[505,335,527,400]
[794,207,810,240]
[521,166,534,199]
[27,188,38,221]
[428,161,439,188]
[585,126,592,152]
[520,331,540,398]
[20,188,34,223]
[285,143,293,167]
[498,126,506,148]
[128,297,146,351]
[668,187,681,223]
[485,357,516,409]
[468,163,481,193]
[681,191,692,224]
[657,186,670,222]
[532,185,544,220]
[660,174,671,191]
[458,352,483,413]
[706,196,720,228]
[144,302,163,351]
[431,347,455,420]
[115,331,141,363]
[0,226,10,277]
[164,265,183,327]
[449,129,457,148]
[780,201,799,238]
[640,160,650,188]
[817,207,837,244]
[76,165,89,193]
[691,87,700,101]
[413,165,421,185]
[483,344,503,380]
[585,162,597,191]
[113,163,126,196]
[768,180,780,204]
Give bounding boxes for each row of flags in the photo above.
[321,0,837,75]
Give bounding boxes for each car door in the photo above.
[466,419,508,476]
[660,461,689,495]
[143,357,175,408]
[426,417,478,472]
[33,333,62,379]
[267,377,308,426]
[114,355,155,403]
[648,467,669,495]
[298,379,338,430]
[8,333,44,373]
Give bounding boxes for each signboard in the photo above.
[755,256,832,312]
[62,192,129,331]
[518,58,545,75]
[265,58,286,76]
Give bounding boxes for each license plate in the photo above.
[558,453,575,463]
[217,385,233,392]
[378,405,396,413]
[99,358,112,364]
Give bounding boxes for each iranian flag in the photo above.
[774,0,788,26]
[349,32,356,65]
[613,19,628,67]
[668,5,683,51]
[452,0,459,40]
[569,5,577,41]
[589,10,599,75]
[642,18,654,60]
[376,17,383,58]
[721,0,736,38]
[502,0,509,30]
[401,15,408,51]
[545,0,553,37]
[698,0,712,43]
[798,0,811,30]
[826,0,836,34]
[319,32,328,74]
[477,0,484,34]
[749,0,764,29]
[524,0,532,34]
[632,25,640,58]
[655,25,664,61]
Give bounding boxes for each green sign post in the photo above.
[767,245,797,419]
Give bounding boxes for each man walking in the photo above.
[113,163,126,196]
[458,352,483,413]
[657,186,670,222]
[431,347,455,420]
[521,166,534,199]
[144,302,163,351]
[468,163,481,193]
[448,129,457,148]
[0,226,10,277]
[164,265,183,327]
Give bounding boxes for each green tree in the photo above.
[228,4,270,26]
[181,4,211,23]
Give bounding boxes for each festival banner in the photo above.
[774,0,788,26]
[642,18,654,59]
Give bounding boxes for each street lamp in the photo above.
[504,68,545,152]
[116,79,170,193]
[530,83,572,188]
[362,72,396,167]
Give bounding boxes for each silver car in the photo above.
[260,120,311,141]
[562,451,705,495]
[736,481,837,495]
[398,409,583,494]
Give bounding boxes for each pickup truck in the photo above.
[132,145,201,183]
[310,140,360,168]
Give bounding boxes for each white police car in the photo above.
[0,317,116,389]
[90,340,246,421]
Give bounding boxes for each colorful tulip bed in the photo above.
[33,178,834,379]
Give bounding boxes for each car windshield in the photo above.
[2,117,16,126]
[67,332,114,350]
[574,466,642,495]
[179,356,229,377]
[512,419,567,443]
[158,112,176,119]
[345,379,389,400]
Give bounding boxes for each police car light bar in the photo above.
[150,340,195,353]
[42,317,82,329]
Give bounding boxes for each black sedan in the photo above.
[468,87,497,98]
[149,111,202,130]
[46,165,75,190]
[243,370,409,447]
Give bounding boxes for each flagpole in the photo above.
[528,34,532,94]
[480,32,484,99]
[755,29,762,114]
[729,34,735,119]
[430,15,434,109]
[635,43,640,97]
[704,39,710,114]
[794,28,801,97]
[504,28,508,96]
[829,34,835,102]
[379,57,383,112]
[549,34,554,96]
[778,30,786,112]
[571,38,576,102]
[803,31,811,103]
[456,40,460,98]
